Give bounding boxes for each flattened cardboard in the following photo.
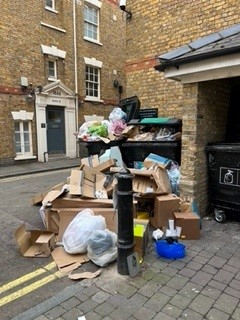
[30,182,67,205]
[42,189,68,206]
[15,224,55,257]
[51,246,89,273]
[174,212,200,240]
[52,197,114,208]
[150,194,180,229]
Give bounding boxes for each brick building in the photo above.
[0,0,126,164]
[124,0,240,217]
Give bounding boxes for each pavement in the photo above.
[1,158,240,320]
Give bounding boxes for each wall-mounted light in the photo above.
[119,0,132,20]
[20,78,43,104]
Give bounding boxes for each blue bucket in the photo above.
[155,240,186,259]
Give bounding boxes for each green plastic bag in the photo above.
[87,122,108,137]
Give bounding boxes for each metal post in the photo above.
[116,168,135,275]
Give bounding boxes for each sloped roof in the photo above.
[155,24,240,71]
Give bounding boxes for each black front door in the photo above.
[46,107,65,155]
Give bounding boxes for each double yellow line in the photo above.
[0,262,62,307]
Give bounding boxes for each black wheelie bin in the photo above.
[120,117,182,168]
[206,142,240,222]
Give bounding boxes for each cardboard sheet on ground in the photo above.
[51,246,89,273]
[68,269,101,280]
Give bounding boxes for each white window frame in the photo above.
[84,57,103,102]
[84,0,102,44]
[11,111,36,160]
[48,59,57,81]
[45,0,58,13]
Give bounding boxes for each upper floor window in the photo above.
[84,57,103,102]
[46,0,55,10]
[85,66,100,99]
[84,57,103,101]
[48,60,57,80]
[45,0,58,13]
[84,1,102,43]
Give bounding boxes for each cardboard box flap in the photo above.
[152,167,171,194]
[94,159,117,172]
[133,176,157,195]
[51,246,89,273]
[15,224,32,255]
[52,197,113,208]
[42,189,67,206]
[69,169,84,195]
[35,233,55,244]
[80,154,99,167]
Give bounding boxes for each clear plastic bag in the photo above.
[62,209,106,254]
[87,229,117,267]
[167,161,181,195]
[109,107,127,122]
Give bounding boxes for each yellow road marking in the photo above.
[0,262,61,307]
[0,271,62,307]
[0,262,56,294]
[0,262,56,293]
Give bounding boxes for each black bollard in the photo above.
[116,168,135,275]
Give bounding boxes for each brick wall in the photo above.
[180,80,230,214]
[125,0,239,215]
[0,0,126,164]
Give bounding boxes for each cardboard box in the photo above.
[174,212,200,240]
[45,207,117,238]
[57,208,117,240]
[69,167,107,199]
[150,194,180,229]
[15,224,55,257]
[134,218,149,259]
[110,165,171,196]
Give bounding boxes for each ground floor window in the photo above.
[14,121,33,156]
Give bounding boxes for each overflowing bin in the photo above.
[206,142,240,222]
[79,96,182,168]
[120,117,182,168]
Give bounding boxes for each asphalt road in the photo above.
[0,169,96,320]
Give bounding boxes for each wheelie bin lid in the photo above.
[206,141,240,152]
[139,117,182,126]
[119,95,140,122]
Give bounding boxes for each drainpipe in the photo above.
[73,0,79,157]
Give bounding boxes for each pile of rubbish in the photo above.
[14,144,201,280]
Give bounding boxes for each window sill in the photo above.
[48,77,58,82]
[84,37,103,46]
[84,97,103,103]
[15,155,37,161]
[45,7,58,13]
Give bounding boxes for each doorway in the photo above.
[46,106,65,155]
